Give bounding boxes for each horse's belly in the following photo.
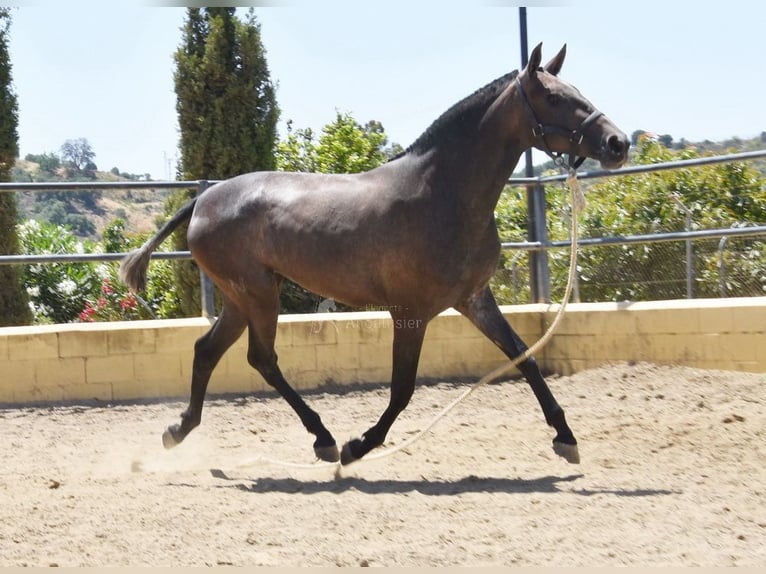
[260,233,386,307]
[277,249,497,315]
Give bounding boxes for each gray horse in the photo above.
[120,43,629,466]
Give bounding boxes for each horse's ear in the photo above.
[544,44,567,76]
[525,42,543,75]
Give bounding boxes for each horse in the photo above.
[120,43,629,466]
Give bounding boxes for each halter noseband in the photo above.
[515,76,603,170]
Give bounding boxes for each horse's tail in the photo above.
[119,197,197,292]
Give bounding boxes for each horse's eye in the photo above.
[547,93,561,106]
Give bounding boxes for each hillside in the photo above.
[12,159,172,241]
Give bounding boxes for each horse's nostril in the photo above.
[607,134,626,156]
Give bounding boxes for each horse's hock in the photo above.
[0,297,764,404]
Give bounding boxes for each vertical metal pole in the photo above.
[519,7,551,303]
[197,180,216,318]
[717,236,729,298]
[685,213,694,299]
[672,193,694,299]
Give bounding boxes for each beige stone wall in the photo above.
[1,297,763,404]
[542,297,766,375]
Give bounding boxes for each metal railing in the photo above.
[496,230,766,304]
[0,179,220,317]
[505,149,766,302]
[1,149,765,315]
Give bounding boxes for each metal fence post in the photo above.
[527,183,552,303]
[672,193,694,299]
[197,180,216,318]
[717,236,729,297]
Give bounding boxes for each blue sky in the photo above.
[7,1,765,180]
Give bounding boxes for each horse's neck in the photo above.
[433,87,528,228]
[390,83,528,229]
[424,139,524,228]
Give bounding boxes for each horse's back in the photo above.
[187,169,406,305]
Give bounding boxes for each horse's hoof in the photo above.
[553,441,580,464]
[314,443,340,463]
[340,439,363,466]
[162,426,182,449]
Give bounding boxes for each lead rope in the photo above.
[235,170,585,472]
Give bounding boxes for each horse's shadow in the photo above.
[203,469,678,498]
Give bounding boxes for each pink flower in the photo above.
[120,295,137,311]
[79,304,96,322]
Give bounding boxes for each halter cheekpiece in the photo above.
[515,76,603,170]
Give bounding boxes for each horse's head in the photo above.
[516,43,629,170]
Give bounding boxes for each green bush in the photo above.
[17,218,178,324]
[492,139,766,303]
[17,219,101,323]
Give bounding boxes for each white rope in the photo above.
[236,170,585,472]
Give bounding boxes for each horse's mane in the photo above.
[390,70,519,161]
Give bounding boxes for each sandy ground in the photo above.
[1,361,764,567]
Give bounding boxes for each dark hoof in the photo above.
[340,438,364,466]
[553,441,580,464]
[162,425,183,450]
[314,443,340,463]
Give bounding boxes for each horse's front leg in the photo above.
[341,316,427,465]
[456,286,579,463]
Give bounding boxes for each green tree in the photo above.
[316,112,391,174]
[658,134,674,149]
[0,10,31,326]
[275,120,318,173]
[60,137,97,178]
[277,112,397,175]
[25,152,61,176]
[630,129,647,147]
[167,7,279,317]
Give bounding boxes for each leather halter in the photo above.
[515,76,603,170]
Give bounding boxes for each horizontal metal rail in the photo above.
[501,225,766,252]
[507,148,766,186]
[2,225,764,266]
[0,180,205,192]
[0,251,191,265]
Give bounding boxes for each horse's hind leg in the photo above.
[341,315,427,465]
[456,286,579,464]
[241,279,339,462]
[163,298,247,448]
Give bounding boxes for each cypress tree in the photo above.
[0,10,31,326]
[168,7,278,317]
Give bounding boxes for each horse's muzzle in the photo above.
[599,131,630,169]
